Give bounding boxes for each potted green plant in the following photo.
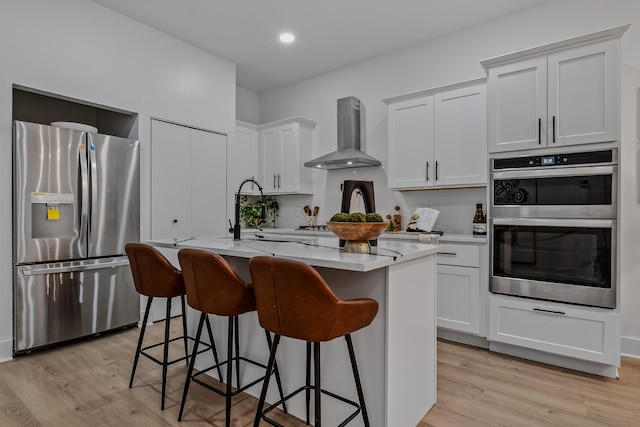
[240,195,279,228]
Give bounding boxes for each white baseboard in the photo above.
[621,335,640,359]
[437,328,489,349]
[490,341,618,378]
[0,337,13,363]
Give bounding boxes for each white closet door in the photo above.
[191,129,227,237]
[150,119,192,239]
[151,119,227,239]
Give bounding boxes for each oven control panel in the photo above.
[493,149,614,170]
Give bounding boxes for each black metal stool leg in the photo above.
[178,313,206,421]
[346,334,370,427]
[253,334,281,427]
[205,315,223,381]
[306,341,312,425]
[180,295,189,366]
[234,315,241,390]
[314,342,321,427]
[265,330,287,413]
[161,297,172,410]
[130,297,152,388]
[225,316,235,427]
[160,298,176,411]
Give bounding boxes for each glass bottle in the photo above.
[472,203,487,236]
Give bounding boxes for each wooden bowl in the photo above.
[326,221,389,253]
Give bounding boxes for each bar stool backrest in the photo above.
[178,249,256,316]
[125,243,185,298]
[249,256,378,342]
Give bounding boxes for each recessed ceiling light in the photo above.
[279,33,295,43]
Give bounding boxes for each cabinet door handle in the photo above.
[277,174,281,188]
[273,174,276,188]
[538,118,541,145]
[552,116,556,143]
[251,176,254,190]
[426,162,430,182]
[435,161,439,181]
[438,252,457,256]
[533,307,565,316]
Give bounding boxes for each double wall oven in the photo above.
[490,149,617,309]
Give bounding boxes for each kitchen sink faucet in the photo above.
[231,178,266,241]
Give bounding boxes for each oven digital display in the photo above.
[541,156,556,165]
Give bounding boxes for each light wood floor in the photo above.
[1,319,640,427]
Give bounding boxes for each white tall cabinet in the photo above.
[385,80,487,190]
[150,119,227,240]
[481,25,628,377]
[482,26,626,153]
[233,121,260,195]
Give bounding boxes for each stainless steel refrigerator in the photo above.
[12,120,140,355]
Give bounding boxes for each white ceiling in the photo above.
[91,0,548,93]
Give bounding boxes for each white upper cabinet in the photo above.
[385,80,487,190]
[487,57,547,152]
[258,117,315,195]
[548,41,619,146]
[387,96,434,189]
[233,121,260,195]
[483,26,627,153]
[434,84,487,186]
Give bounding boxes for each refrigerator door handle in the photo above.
[88,139,99,256]
[20,258,130,276]
[79,141,90,252]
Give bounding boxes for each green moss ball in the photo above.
[348,212,367,222]
[365,213,384,222]
[330,212,350,222]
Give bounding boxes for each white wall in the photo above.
[236,85,260,124]
[620,65,640,356]
[0,0,236,360]
[258,0,640,355]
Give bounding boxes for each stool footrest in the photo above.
[191,355,273,396]
[259,384,362,427]
[139,335,211,367]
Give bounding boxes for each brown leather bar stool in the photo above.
[125,243,222,410]
[177,249,286,427]
[249,256,379,427]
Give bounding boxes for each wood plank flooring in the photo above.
[1,318,639,426]
[420,340,640,427]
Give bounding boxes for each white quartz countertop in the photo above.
[147,235,439,272]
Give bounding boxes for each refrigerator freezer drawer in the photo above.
[13,257,139,354]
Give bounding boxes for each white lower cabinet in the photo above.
[436,243,485,336]
[489,294,619,365]
[437,265,480,334]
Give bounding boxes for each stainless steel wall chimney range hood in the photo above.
[304,96,381,170]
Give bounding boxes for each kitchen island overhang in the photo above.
[147,235,439,427]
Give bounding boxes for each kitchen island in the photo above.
[148,235,439,427]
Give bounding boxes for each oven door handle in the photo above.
[492,165,615,180]
[492,217,614,228]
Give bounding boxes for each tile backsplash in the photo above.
[274,186,487,234]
